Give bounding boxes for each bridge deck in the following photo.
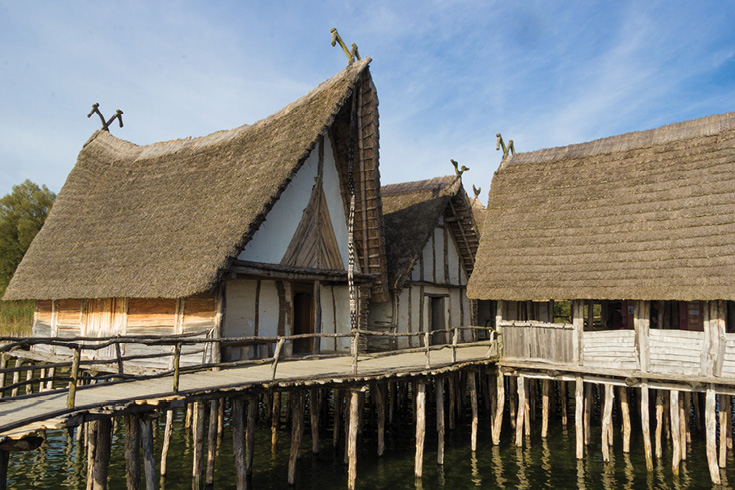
[0,342,495,440]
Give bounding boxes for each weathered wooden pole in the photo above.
[655,390,664,459]
[232,398,246,490]
[509,376,517,431]
[575,377,584,459]
[584,383,592,446]
[601,384,613,463]
[192,401,206,490]
[347,390,360,490]
[333,389,341,448]
[10,359,21,398]
[272,391,281,448]
[86,421,98,490]
[492,371,504,445]
[375,383,386,457]
[640,384,653,471]
[720,394,728,468]
[619,386,631,453]
[246,396,256,477]
[541,379,550,438]
[125,415,141,490]
[159,410,174,484]
[706,387,721,484]
[470,372,479,452]
[670,390,681,476]
[414,381,427,478]
[206,400,219,488]
[288,391,304,485]
[140,415,157,490]
[560,380,568,427]
[447,376,456,430]
[515,376,525,447]
[309,389,320,454]
[680,394,687,460]
[435,377,445,464]
[92,418,112,490]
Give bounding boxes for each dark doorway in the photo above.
[293,283,314,354]
[430,296,447,345]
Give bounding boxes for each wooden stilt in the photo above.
[246,396,256,476]
[206,400,219,488]
[575,377,583,459]
[529,378,536,424]
[348,390,360,490]
[640,384,653,471]
[414,381,426,478]
[309,389,320,454]
[232,398,246,490]
[685,392,691,444]
[125,415,141,490]
[46,367,55,391]
[509,376,517,431]
[492,371,504,445]
[10,359,21,398]
[619,386,631,453]
[140,415,156,490]
[601,384,613,463]
[288,392,304,485]
[706,387,721,484]
[515,376,525,447]
[470,372,479,451]
[693,391,703,433]
[720,394,727,468]
[375,383,385,457]
[92,418,112,490]
[217,399,225,450]
[655,390,664,460]
[561,380,568,427]
[584,383,592,446]
[344,389,351,464]
[185,403,193,428]
[447,377,456,430]
[388,382,395,426]
[727,395,733,451]
[86,421,98,490]
[192,401,206,490]
[333,389,341,449]
[160,410,173,484]
[679,393,687,461]
[272,392,281,447]
[670,390,680,477]
[541,379,550,438]
[436,377,445,464]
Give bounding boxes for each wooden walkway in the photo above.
[0,342,495,440]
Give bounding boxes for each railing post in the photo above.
[271,338,286,381]
[451,327,459,363]
[173,343,181,393]
[352,331,360,375]
[114,337,124,377]
[67,345,81,409]
[0,353,6,398]
[424,331,430,369]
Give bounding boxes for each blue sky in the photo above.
[1,1,734,203]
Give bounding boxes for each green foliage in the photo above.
[0,180,55,294]
[554,300,571,323]
[0,300,34,336]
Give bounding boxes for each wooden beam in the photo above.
[414,381,427,478]
[348,389,360,490]
[641,384,653,471]
[706,387,721,484]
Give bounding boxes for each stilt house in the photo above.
[468,112,735,377]
[4,58,388,366]
[368,176,479,349]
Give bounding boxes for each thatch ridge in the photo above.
[382,176,461,290]
[468,112,735,302]
[5,59,373,300]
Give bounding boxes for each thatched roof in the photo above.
[467,112,735,302]
[471,199,486,237]
[5,59,376,300]
[382,176,477,290]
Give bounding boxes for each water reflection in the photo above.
[623,452,634,490]
[491,445,506,489]
[470,452,481,487]
[576,459,586,490]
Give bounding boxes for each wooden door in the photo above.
[293,283,314,354]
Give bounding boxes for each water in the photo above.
[5,396,730,489]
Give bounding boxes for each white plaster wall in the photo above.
[258,281,280,338]
[447,231,462,284]
[368,300,392,327]
[411,260,420,281]
[322,134,351,270]
[223,279,257,360]
[422,235,433,281]
[331,285,352,352]
[396,288,411,349]
[434,227,445,283]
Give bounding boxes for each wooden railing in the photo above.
[0,325,496,409]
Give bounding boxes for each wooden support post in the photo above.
[670,390,680,477]
[524,378,531,437]
[185,403,193,428]
[272,391,281,447]
[492,370,504,445]
[448,376,456,430]
[160,410,174,483]
[46,366,55,391]
[67,347,81,408]
[414,381,426,478]
[572,300,584,365]
[509,376,517,431]
[10,359,21,398]
[375,383,386,457]
[206,400,219,488]
[309,389,320,454]
[192,401,206,490]
[436,377,445,464]
[706,387,721,484]
[470,372,478,451]
[728,394,733,451]
[125,415,141,490]
[246,396,255,477]
[288,392,304,486]
[575,377,584,459]
[24,367,33,395]
[655,390,664,459]
[541,379,550,438]
[140,415,156,490]
[720,394,728,468]
[561,380,568,427]
[333,389,341,448]
[348,390,360,490]
[217,400,225,451]
[515,376,525,447]
[641,384,653,471]
[584,383,592,446]
[601,384,613,463]
[232,398,246,490]
[92,418,112,490]
[86,421,98,490]
[678,393,687,461]
[619,386,631,453]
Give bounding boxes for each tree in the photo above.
[0,180,56,293]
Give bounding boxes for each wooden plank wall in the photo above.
[720,333,735,377]
[649,329,704,375]
[501,321,574,363]
[582,330,637,370]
